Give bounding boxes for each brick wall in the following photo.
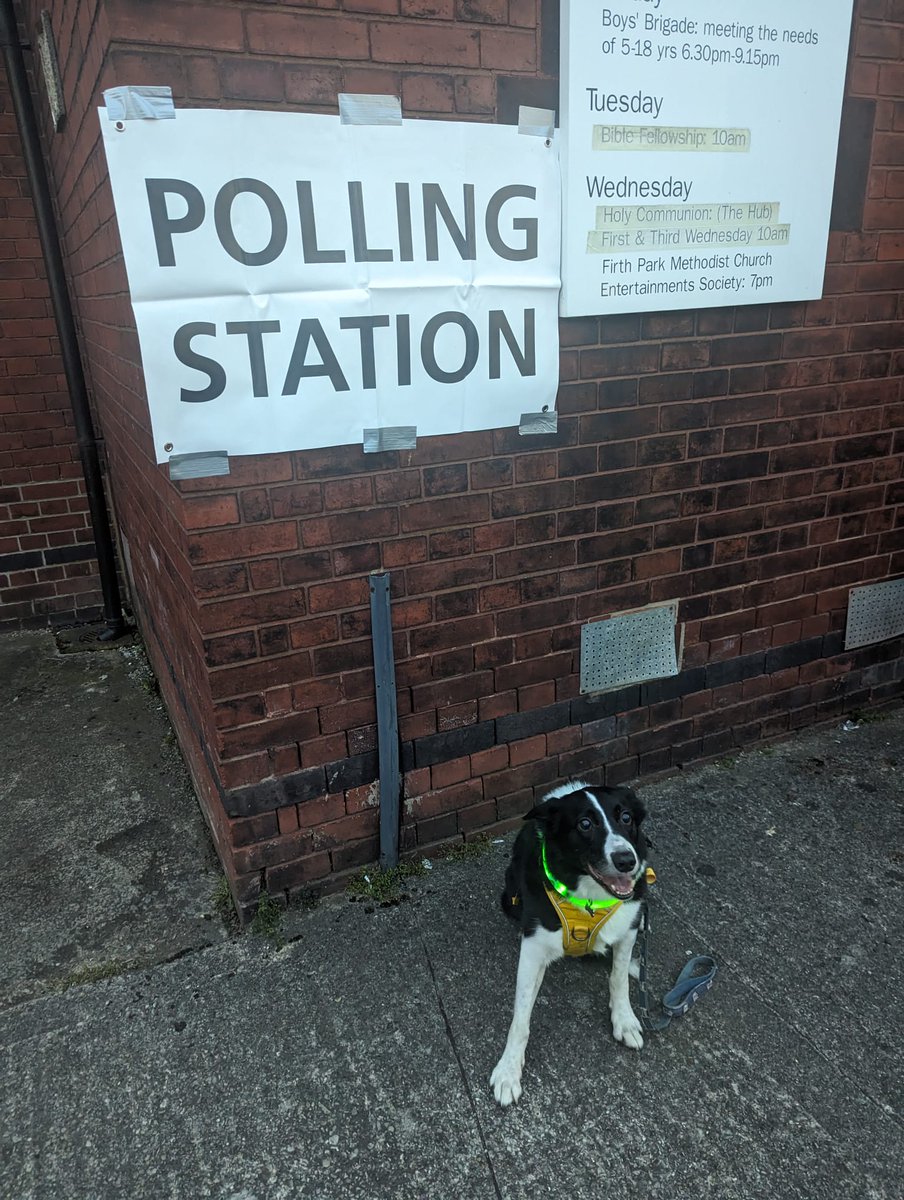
[16,0,238,872]
[16,0,904,918]
[0,52,102,626]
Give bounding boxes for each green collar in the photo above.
[539,834,622,912]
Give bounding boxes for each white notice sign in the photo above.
[560,0,854,316]
[100,110,561,462]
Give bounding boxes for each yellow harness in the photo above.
[541,868,657,957]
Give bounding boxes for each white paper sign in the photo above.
[99,110,561,462]
[560,0,854,316]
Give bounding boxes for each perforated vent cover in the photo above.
[845,578,904,649]
[580,603,679,694]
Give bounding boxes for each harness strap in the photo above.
[545,887,622,956]
[636,900,717,1033]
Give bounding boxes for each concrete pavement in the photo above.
[1,629,902,1199]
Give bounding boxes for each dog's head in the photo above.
[526,781,648,900]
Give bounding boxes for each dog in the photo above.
[490,780,652,1106]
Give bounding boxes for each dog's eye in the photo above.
[577,817,593,833]
[619,810,633,826]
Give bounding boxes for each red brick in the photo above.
[277,805,300,836]
[431,757,471,789]
[383,537,427,567]
[409,779,484,821]
[415,813,460,845]
[204,632,258,667]
[518,681,557,710]
[188,522,297,565]
[323,477,374,511]
[108,2,246,50]
[403,767,431,800]
[509,735,547,767]
[400,494,489,532]
[288,616,339,648]
[184,55,221,99]
[270,483,324,518]
[307,577,369,613]
[230,812,280,848]
[401,73,454,112]
[310,810,379,849]
[220,753,271,791]
[301,509,399,546]
[479,29,536,70]
[341,67,402,95]
[544,724,580,755]
[297,795,347,828]
[330,837,381,873]
[400,711,437,741]
[457,799,497,833]
[403,0,453,15]
[209,651,314,700]
[285,64,343,105]
[220,59,285,102]
[266,852,333,893]
[370,22,479,66]
[247,12,370,60]
[346,782,380,814]
[471,745,509,775]
[454,74,495,113]
[199,589,307,635]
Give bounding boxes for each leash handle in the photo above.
[637,902,717,1033]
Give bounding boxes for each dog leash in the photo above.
[636,900,717,1033]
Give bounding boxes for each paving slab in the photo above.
[1,905,497,1200]
[0,630,227,1011]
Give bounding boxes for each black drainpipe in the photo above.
[1,1,126,638]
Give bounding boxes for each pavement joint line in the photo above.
[419,931,505,1200]
[0,938,228,1017]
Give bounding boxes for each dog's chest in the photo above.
[545,888,638,956]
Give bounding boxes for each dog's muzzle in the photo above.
[588,862,639,899]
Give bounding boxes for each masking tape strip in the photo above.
[168,451,230,480]
[339,93,403,126]
[363,427,417,453]
[519,411,558,436]
[104,86,175,121]
[518,106,555,138]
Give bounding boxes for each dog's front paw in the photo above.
[611,1008,644,1050]
[490,1056,524,1106]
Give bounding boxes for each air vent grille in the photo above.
[580,602,679,694]
[845,579,904,649]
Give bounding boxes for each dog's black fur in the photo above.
[500,783,650,935]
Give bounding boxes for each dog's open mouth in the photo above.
[588,864,636,899]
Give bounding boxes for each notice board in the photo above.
[100,110,560,463]
[560,0,855,316]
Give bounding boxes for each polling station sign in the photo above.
[99,109,561,462]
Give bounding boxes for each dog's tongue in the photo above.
[601,873,634,898]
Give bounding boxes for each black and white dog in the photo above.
[491,780,651,1106]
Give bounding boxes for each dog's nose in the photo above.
[611,849,637,873]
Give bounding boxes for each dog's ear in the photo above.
[524,799,561,832]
